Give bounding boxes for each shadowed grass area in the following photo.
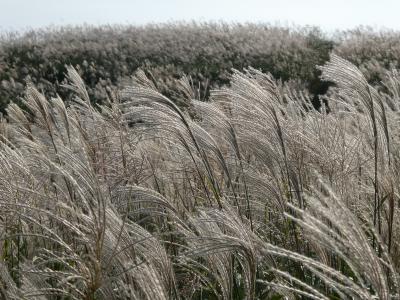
[0,23,334,112]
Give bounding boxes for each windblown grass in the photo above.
[0,54,399,299]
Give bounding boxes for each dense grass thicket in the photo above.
[1,49,400,299]
[3,24,400,115]
[0,23,334,111]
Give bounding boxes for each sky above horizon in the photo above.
[0,0,399,32]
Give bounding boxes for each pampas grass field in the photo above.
[1,25,400,299]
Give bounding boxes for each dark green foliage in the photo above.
[3,24,400,113]
[0,23,334,111]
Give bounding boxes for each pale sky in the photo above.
[0,0,399,32]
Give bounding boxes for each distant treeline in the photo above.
[0,23,399,111]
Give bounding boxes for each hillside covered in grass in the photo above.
[2,24,400,115]
[0,23,333,111]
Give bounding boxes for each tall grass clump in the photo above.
[0,53,400,299]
